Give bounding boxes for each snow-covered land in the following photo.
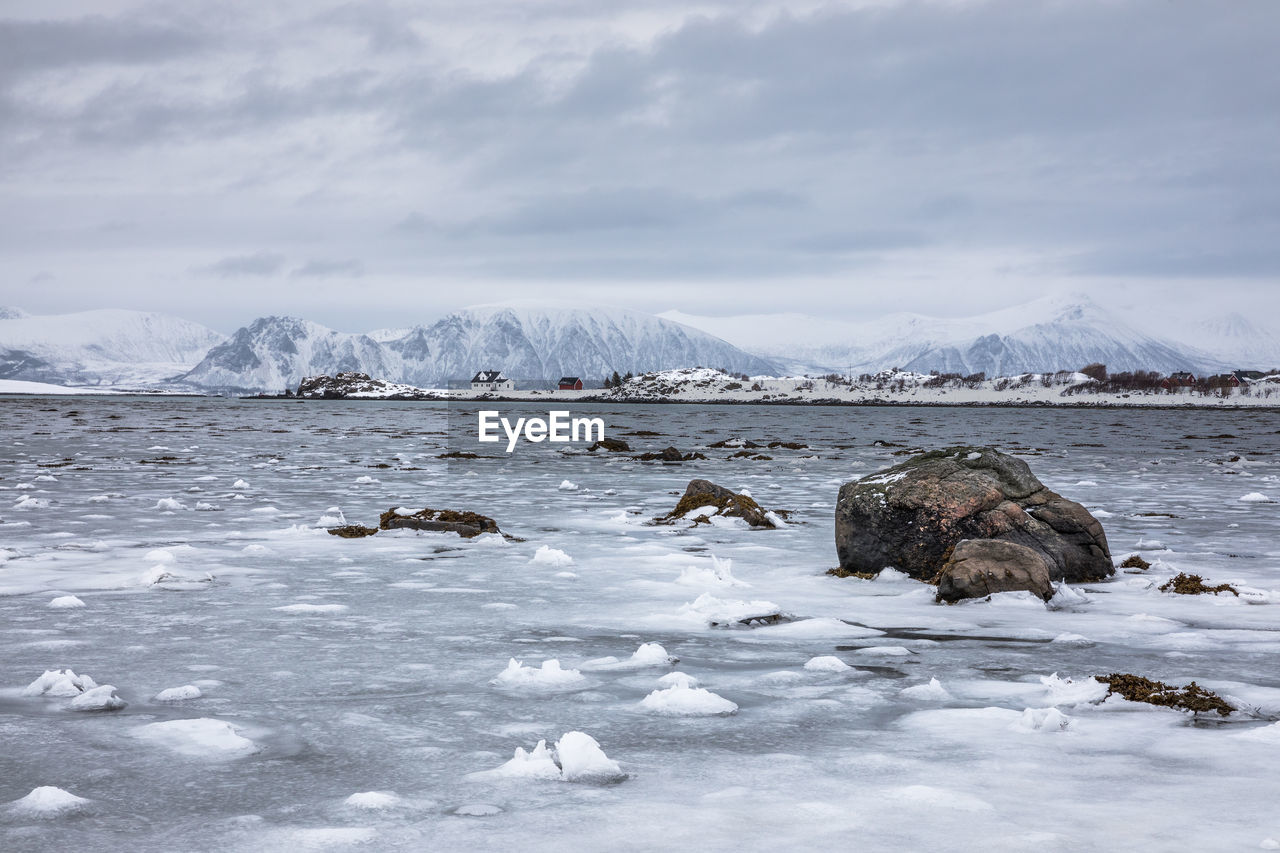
[2,397,1279,850]
[491,367,1280,407]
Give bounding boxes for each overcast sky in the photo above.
[1,0,1277,334]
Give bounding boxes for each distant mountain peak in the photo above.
[180,305,779,392]
[0,306,30,320]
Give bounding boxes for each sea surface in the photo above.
[1,398,1278,851]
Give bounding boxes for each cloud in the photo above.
[1,0,1277,326]
[290,258,364,278]
[199,252,286,278]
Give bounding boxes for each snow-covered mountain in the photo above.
[180,317,392,392]
[0,308,226,386]
[1182,313,1280,370]
[181,305,781,392]
[662,294,1235,376]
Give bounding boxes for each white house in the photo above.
[470,370,514,392]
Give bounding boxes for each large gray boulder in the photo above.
[834,446,1112,584]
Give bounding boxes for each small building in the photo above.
[1161,371,1196,391]
[557,376,583,391]
[470,370,514,392]
[1230,370,1266,386]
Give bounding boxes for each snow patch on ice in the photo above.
[23,668,98,698]
[130,718,258,758]
[901,678,952,701]
[676,555,745,588]
[344,791,402,809]
[9,786,91,815]
[67,684,127,711]
[48,595,86,609]
[582,642,677,671]
[640,683,738,716]
[530,545,573,567]
[492,658,586,690]
[273,603,349,614]
[804,655,852,673]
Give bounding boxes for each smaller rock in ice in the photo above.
[1239,492,1272,503]
[558,480,579,491]
[48,595,85,609]
[154,498,186,511]
[232,479,250,489]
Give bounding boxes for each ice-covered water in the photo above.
[1,398,1278,851]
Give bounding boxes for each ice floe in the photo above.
[130,718,258,758]
[8,786,91,816]
[581,642,677,671]
[640,683,739,716]
[492,658,586,690]
[530,545,573,566]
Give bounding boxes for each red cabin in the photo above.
[558,376,583,391]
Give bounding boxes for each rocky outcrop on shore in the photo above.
[379,507,503,538]
[658,479,782,528]
[834,446,1112,598]
[296,372,439,400]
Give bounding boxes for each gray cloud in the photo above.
[199,252,286,278]
[1,0,1277,330]
[290,258,364,278]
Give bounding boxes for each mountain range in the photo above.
[176,304,781,391]
[0,308,225,387]
[661,293,1269,377]
[1,295,1275,392]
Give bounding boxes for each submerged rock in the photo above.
[634,446,707,462]
[326,524,379,539]
[379,507,501,538]
[658,479,780,528]
[834,446,1112,584]
[935,539,1054,603]
[588,438,631,452]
